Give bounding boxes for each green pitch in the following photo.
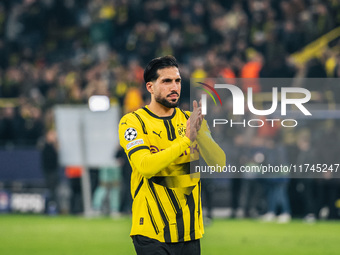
[0,215,339,255]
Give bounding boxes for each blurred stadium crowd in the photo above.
[0,0,340,220]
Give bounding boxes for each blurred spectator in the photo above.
[314,126,340,219]
[240,52,263,92]
[306,58,327,79]
[237,136,267,218]
[116,146,132,215]
[295,130,317,223]
[65,166,83,215]
[261,138,291,223]
[40,129,59,213]
[92,166,121,216]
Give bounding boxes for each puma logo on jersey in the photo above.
[153,131,162,138]
[121,120,128,125]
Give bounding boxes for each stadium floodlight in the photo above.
[88,95,110,112]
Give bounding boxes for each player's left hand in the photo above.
[192,100,204,132]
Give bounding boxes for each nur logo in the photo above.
[195,82,222,115]
[196,82,311,117]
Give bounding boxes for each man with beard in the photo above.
[118,56,225,255]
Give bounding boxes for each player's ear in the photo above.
[146,81,154,94]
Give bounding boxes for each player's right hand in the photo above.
[186,100,203,141]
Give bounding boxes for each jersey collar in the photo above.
[142,106,177,120]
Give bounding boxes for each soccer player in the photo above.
[118,56,226,255]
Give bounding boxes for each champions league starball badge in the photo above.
[124,128,138,141]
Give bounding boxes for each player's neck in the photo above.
[147,101,175,117]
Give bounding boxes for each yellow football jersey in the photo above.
[118,105,225,243]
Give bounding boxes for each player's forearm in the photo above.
[130,137,191,178]
[196,129,226,167]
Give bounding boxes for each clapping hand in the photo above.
[186,100,204,142]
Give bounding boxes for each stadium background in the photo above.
[1,0,340,254]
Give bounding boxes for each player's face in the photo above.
[152,67,181,108]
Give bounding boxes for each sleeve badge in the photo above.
[124,128,138,141]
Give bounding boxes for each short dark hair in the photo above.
[143,55,178,83]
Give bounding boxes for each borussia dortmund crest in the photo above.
[177,123,186,137]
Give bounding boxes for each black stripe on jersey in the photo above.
[132,112,148,134]
[180,109,189,120]
[128,146,149,159]
[164,188,177,213]
[147,179,171,243]
[134,178,144,199]
[165,187,185,242]
[163,119,176,141]
[146,197,160,235]
[186,193,196,241]
[149,176,165,186]
[143,107,176,120]
[168,120,176,140]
